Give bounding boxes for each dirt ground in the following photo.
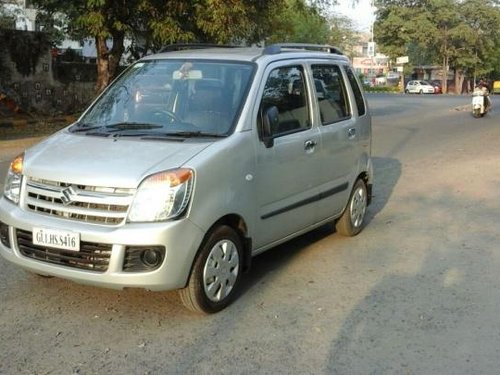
[1,95,500,374]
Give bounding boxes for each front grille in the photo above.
[24,177,135,225]
[16,229,112,272]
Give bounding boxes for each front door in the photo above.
[253,63,322,250]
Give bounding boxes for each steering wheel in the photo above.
[152,109,180,123]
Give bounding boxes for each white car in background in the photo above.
[405,80,435,94]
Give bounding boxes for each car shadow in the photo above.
[238,156,401,298]
[365,156,402,224]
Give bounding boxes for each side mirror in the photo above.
[261,106,279,148]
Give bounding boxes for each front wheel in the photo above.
[472,108,481,118]
[179,225,243,314]
[336,179,368,236]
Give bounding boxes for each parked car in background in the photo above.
[492,80,500,94]
[375,75,386,86]
[405,80,435,94]
[363,78,374,87]
[430,80,442,94]
[387,71,400,80]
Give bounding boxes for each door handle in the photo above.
[304,140,317,151]
[347,128,356,139]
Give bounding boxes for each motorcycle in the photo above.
[472,87,491,118]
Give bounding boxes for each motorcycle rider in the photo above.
[475,79,491,110]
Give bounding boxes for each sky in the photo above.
[333,0,376,32]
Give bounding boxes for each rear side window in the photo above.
[311,65,350,125]
[346,67,366,116]
[258,65,310,137]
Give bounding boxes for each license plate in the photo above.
[33,227,80,251]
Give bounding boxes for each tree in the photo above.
[0,4,16,29]
[32,0,285,92]
[329,15,361,58]
[374,0,500,93]
[455,0,500,85]
[265,0,333,44]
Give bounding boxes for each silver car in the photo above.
[0,44,373,313]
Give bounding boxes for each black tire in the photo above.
[179,225,243,314]
[472,108,481,118]
[336,179,368,237]
[419,89,423,94]
[405,89,409,94]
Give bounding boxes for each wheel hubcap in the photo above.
[203,239,240,303]
[350,186,367,228]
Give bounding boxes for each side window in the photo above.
[258,65,310,137]
[346,67,366,116]
[312,65,351,125]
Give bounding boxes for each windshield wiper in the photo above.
[104,122,163,131]
[143,131,227,138]
[69,123,103,133]
[70,122,164,136]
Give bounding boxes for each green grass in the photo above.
[364,86,401,93]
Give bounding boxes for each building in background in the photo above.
[350,33,393,85]
[0,0,128,62]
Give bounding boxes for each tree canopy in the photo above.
[265,0,332,44]
[30,0,346,91]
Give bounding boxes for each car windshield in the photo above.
[421,81,431,85]
[73,59,255,137]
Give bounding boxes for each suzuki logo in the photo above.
[60,185,77,206]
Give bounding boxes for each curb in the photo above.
[0,115,76,139]
[0,115,75,129]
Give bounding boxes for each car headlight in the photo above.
[128,168,194,222]
[4,153,24,204]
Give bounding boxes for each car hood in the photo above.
[23,130,212,188]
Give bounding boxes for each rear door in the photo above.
[310,63,360,221]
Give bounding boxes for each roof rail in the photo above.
[160,43,238,53]
[263,43,343,55]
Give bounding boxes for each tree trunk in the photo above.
[95,32,126,93]
[95,35,110,93]
[441,27,448,94]
[442,54,448,94]
[108,30,125,81]
[455,69,465,95]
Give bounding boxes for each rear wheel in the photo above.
[179,225,243,314]
[336,179,368,237]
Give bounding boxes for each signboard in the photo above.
[396,66,404,72]
[396,56,409,64]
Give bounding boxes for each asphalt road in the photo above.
[1,94,500,374]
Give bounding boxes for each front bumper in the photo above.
[0,197,205,291]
